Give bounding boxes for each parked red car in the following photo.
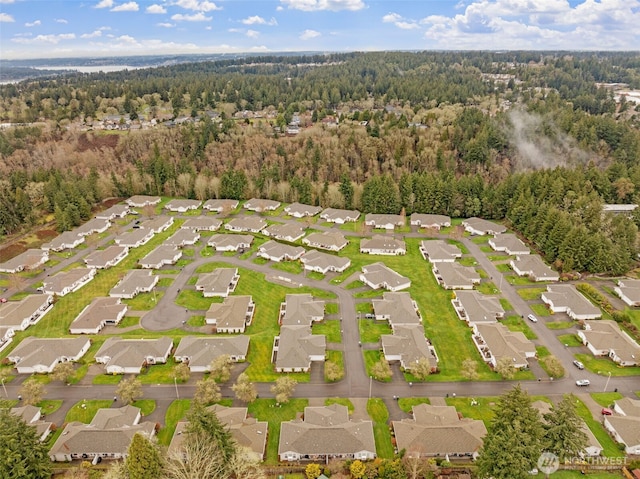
[601,408,613,416]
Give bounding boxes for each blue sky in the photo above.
[1,0,639,60]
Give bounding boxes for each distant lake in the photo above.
[33,65,145,73]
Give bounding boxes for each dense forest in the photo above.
[1,51,639,275]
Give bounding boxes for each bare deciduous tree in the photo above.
[270,376,297,404]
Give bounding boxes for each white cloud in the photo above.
[25,20,41,27]
[246,29,259,38]
[242,15,277,26]
[111,2,139,12]
[157,22,175,27]
[146,4,167,13]
[382,12,418,29]
[55,18,68,24]
[95,0,113,8]
[281,0,365,12]
[117,34,137,43]
[173,0,221,12]
[0,13,15,22]
[300,29,320,40]
[81,29,104,38]
[12,33,76,44]
[171,12,212,21]
[0,0,16,3]
[228,28,242,33]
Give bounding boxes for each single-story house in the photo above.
[69,297,128,334]
[577,320,640,367]
[114,228,155,248]
[225,216,267,233]
[364,214,405,231]
[541,284,601,320]
[603,416,640,455]
[140,215,174,234]
[488,234,530,255]
[258,241,305,262]
[196,268,240,297]
[181,217,222,231]
[360,235,406,255]
[109,270,158,299]
[510,255,559,282]
[165,229,200,247]
[613,398,640,417]
[244,198,281,212]
[0,294,54,334]
[372,291,422,328]
[319,208,360,224]
[302,231,348,251]
[462,217,506,236]
[451,290,505,325]
[174,336,250,372]
[11,405,53,442]
[74,218,111,237]
[419,240,462,263]
[95,204,130,220]
[360,263,411,292]
[42,231,85,252]
[381,324,437,372]
[263,223,306,242]
[49,405,156,462]
[284,202,322,218]
[43,267,96,297]
[94,336,173,374]
[126,195,161,207]
[278,404,375,462]
[84,245,129,269]
[472,322,536,369]
[205,296,255,333]
[139,245,182,269]
[207,234,254,252]
[164,199,201,212]
[432,262,481,290]
[392,404,487,459]
[202,199,239,213]
[280,294,325,327]
[273,325,325,373]
[410,214,451,229]
[0,249,49,273]
[614,279,640,307]
[300,249,351,274]
[8,336,91,374]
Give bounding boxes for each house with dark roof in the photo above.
[0,249,48,273]
[49,405,155,462]
[126,195,161,207]
[392,404,486,459]
[109,270,158,299]
[432,262,481,290]
[263,223,306,242]
[244,198,281,212]
[169,405,267,461]
[202,199,239,213]
[300,249,351,274]
[360,263,411,292]
[462,217,506,236]
[174,336,250,372]
[84,245,129,269]
[419,240,462,263]
[278,404,376,462]
[69,297,128,334]
[94,336,173,374]
[360,235,406,255]
[207,233,253,252]
[614,279,640,307]
[43,268,96,296]
[196,268,240,297]
[205,296,255,333]
[225,216,267,233]
[302,231,348,251]
[364,214,405,231]
[451,290,505,325]
[284,202,322,218]
[8,336,91,374]
[42,231,85,252]
[319,208,360,224]
[257,240,305,262]
[541,284,601,320]
[181,217,222,231]
[410,213,451,229]
[577,320,640,367]
[488,234,529,255]
[139,245,182,269]
[472,322,536,369]
[510,255,559,282]
[165,199,201,212]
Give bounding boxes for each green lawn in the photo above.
[575,353,640,377]
[530,303,552,316]
[157,399,191,446]
[367,398,393,459]
[502,315,537,340]
[65,400,113,423]
[546,321,575,330]
[558,333,583,347]
[312,320,342,343]
[138,356,185,384]
[353,289,385,299]
[363,350,392,382]
[590,392,623,408]
[495,264,512,272]
[123,290,165,310]
[92,374,122,385]
[517,287,546,300]
[325,302,339,315]
[156,277,174,288]
[118,316,140,329]
[248,398,308,464]
[477,281,499,295]
[39,399,63,416]
[175,289,222,311]
[499,298,514,311]
[187,315,206,327]
[345,280,365,289]
[325,397,353,412]
[306,271,325,281]
[397,397,430,413]
[133,399,156,416]
[458,257,478,267]
[573,398,625,457]
[324,350,344,382]
[270,261,303,275]
[359,319,392,343]
[356,302,373,314]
